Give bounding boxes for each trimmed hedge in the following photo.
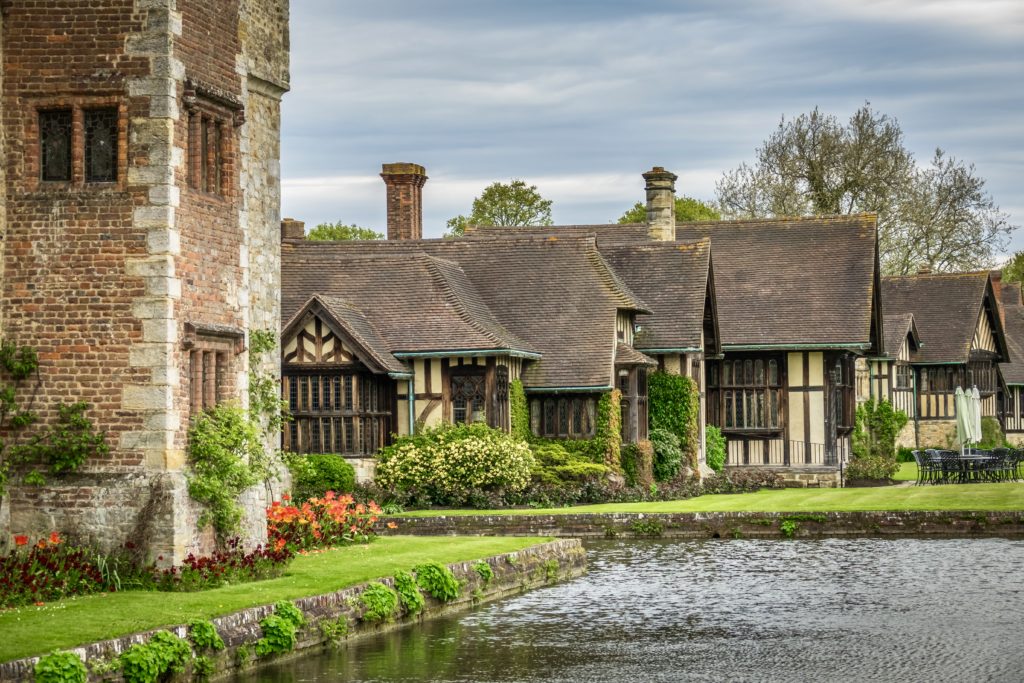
[286,454,356,503]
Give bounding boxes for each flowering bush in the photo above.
[0,533,117,608]
[267,491,379,551]
[375,423,534,506]
[152,537,292,592]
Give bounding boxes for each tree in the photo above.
[1001,250,1024,285]
[618,196,720,224]
[716,103,1014,275]
[307,221,383,241]
[445,180,553,237]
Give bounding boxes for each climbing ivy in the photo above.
[648,372,699,473]
[509,379,530,442]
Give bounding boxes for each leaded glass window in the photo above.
[40,110,72,181]
[84,108,118,182]
[451,371,486,424]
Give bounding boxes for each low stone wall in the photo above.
[727,465,841,488]
[0,539,586,681]
[383,510,1024,540]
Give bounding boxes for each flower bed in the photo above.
[267,491,380,552]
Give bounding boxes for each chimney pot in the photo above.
[381,162,428,240]
[281,218,305,241]
[642,166,677,242]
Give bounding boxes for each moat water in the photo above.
[234,538,1024,682]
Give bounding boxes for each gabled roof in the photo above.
[282,295,410,376]
[479,214,880,351]
[600,239,718,354]
[674,214,881,351]
[282,235,641,389]
[881,313,921,360]
[282,250,536,358]
[999,283,1024,385]
[882,271,1009,364]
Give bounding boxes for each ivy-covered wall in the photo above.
[648,372,700,473]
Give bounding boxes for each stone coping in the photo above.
[380,510,1024,540]
[0,539,586,681]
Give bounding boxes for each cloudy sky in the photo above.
[281,0,1024,251]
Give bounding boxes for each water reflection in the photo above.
[236,539,1024,682]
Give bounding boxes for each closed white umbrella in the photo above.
[971,386,983,446]
[955,387,974,451]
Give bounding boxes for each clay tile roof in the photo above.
[882,271,1007,364]
[999,283,1024,384]
[282,235,637,389]
[601,240,714,353]
[881,313,920,360]
[615,342,657,366]
[675,214,880,349]
[282,250,534,356]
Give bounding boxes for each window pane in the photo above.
[558,400,568,436]
[757,390,765,428]
[744,360,753,385]
[770,390,779,428]
[725,392,733,428]
[585,399,595,436]
[769,359,779,386]
[344,375,353,408]
[745,389,754,427]
[531,399,541,435]
[544,399,556,437]
[311,376,320,410]
[723,362,732,386]
[754,360,764,384]
[40,110,72,181]
[572,399,583,435]
[84,108,118,182]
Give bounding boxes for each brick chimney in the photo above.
[643,166,677,241]
[381,162,428,240]
[281,218,305,240]
[991,269,1005,324]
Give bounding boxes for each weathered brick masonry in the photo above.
[0,0,290,561]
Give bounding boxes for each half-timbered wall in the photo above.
[395,354,516,436]
[281,316,394,457]
[616,312,635,346]
[1004,386,1024,434]
[713,351,852,468]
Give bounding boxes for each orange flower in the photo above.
[282,493,291,501]
[13,535,28,546]
[274,537,287,552]
[386,522,398,530]
[34,601,45,607]
[36,539,48,549]
[49,532,61,545]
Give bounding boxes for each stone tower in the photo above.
[0,0,290,562]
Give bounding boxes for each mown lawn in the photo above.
[0,536,547,663]
[397,481,1024,517]
[893,462,918,481]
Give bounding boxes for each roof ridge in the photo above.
[683,212,877,226]
[584,242,651,313]
[423,256,508,349]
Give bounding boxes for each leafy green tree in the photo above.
[618,196,720,224]
[307,221,383,241]
[1001,250,1024,285]
[716,103,1014,275]
[445,180,553,237]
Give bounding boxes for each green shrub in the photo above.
[285,453,356,502]
[359,582,399,622]
[187,403,269,539]
[978,416,1006,449]
[849,399,908,481]
[187,619,224,651]
[648,372,700,471]
[414,562,460,602]
[529,442,608,485]
[120,631,191,683]
[620,442,639,486]
[649,428,683,481]
[705,425,726,472]
[255,601,306,657]
[473,560,494,584]
[394,571,425,615]
[34,651,87,683]
[375,423,534,505]
[896,446,915,463]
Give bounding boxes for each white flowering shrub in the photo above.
[375,423,534,505]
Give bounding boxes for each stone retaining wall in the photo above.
[383,510,1024,540]
[0,539,586,681]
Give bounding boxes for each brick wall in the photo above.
[0,0,290,561]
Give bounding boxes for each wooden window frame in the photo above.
[449,366,487,425]
[282,367,393,456]
[28,98,127,191]
[529,395,597,440]
[707,355,783,434]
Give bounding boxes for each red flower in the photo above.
[282,493,291,501]
[49,532,61,545]
[13,535,28,547]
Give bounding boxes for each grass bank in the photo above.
[396,481,1024,517]
[0,536,546,663]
